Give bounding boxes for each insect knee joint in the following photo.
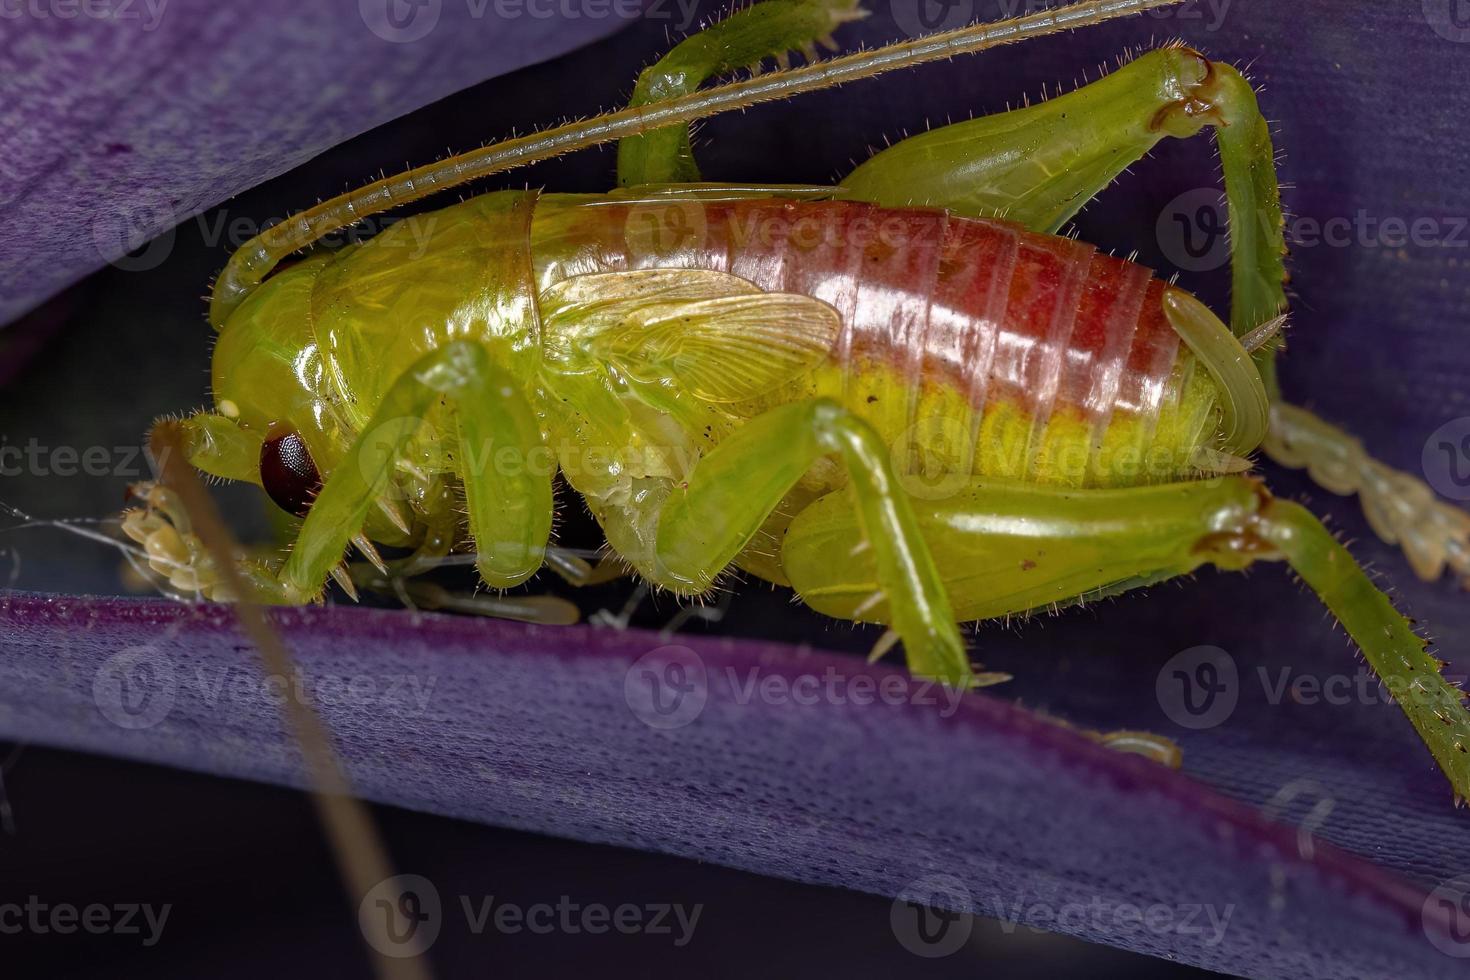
[1148,47,1260,138]
[1187,479,1284,570]
[802,398,859,449]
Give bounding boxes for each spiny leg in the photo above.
[336,477,582,625]
[782,475,1470,800]
[149,342,553,604]
[635,398,970,686]
[285,341,551,601]
[1254,496,1470,801]
[617,0,865,186]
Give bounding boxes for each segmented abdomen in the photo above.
[531,196,1214,486]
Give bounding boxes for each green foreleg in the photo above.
[275,341,551,601]
[617,0,864,186]
[455,359,554,589]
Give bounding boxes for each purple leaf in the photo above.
[0,592,1463,978]
[0,0,640,325]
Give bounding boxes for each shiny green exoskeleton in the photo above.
[124,0,1470,802]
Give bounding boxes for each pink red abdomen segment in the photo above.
[533,197,1185,473]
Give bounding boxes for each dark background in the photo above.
[4,0,1468,975]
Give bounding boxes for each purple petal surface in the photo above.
[0,591,1463,979]
[0,0,639,324]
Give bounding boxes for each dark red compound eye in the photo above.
[259,430,322,517]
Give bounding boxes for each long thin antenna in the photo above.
[210,0,1186,325]
[149,422,433,980]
